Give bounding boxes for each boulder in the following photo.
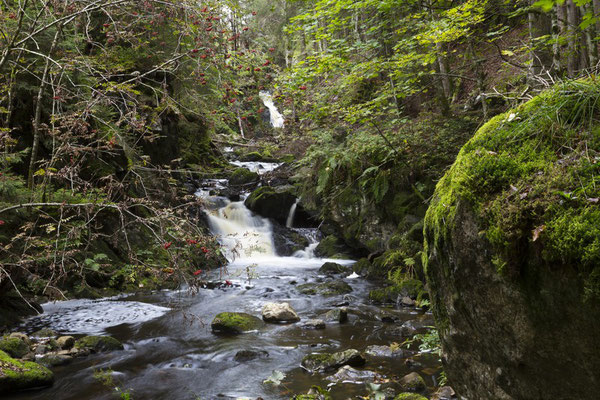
[0,337,30,358]
[31,328,57,338]
[424,82,600,400]
[244,186,297,225]
[233,349,269,362]
[365,345,404,358]
[325,365,379,383]
[321,307,348,323]
[211,312,264,334]
[38,354,72,368]
[74,336,123,352]
[314,235,354,259]
[229,168,259,186]
[394,394,428,400]
[0,350,54,393]
[301,349,366,373]
[399,372,426,393]
[297,281,353,297]
[56,336,75,350]
[301,319,326,330]
[318,262,348,275]
[8,333,31,346]
[431,386,456,400]
[271,222,310,256]
[262,302,300,323]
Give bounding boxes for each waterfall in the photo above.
[259,91,285,128]
[205,200,275,261]
[286,199,299,228]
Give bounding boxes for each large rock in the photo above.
[244,186,296,225]
[321,307,348,323]
[262,302,300,323]
[318,262,348,275]
[297,281,353,297]
[211,312,264,334]
[74,336,123,352]
[0,350,54,393]
[301,349,366,373]
[424,82,600,400]
[271,222,310,256]
[0,337,30,358]
[229,168,259,186]
[399,372,426,393]
[314,235,354,259]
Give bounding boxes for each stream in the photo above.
[7,111,440,399]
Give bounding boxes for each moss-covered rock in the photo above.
[399,372,427,393]
[244,186,297,225]
[314,235,354,259]
[229,168,259,186]
[394,394,428,400]
[424,81,600,400]
[0,337,30,359]
[211,312,264,334]
[0,350,54,393]
[318,262,348,275]
[297,281,353,296]
[291,386,332,400]
[74,336,123,352]
[301,349,366,373]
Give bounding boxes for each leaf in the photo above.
[532,225,546,242]
[263,370,285,386]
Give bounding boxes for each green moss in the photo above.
[314,235,353,259]
[394,394,428,400]
[211,312,264,334]
[74,336,123,352]
[0,350,54,393]
[229,168,259,185]
[291,386,332,400]
[0,338,29,358]
[297,281,353,296]
[424,80,600,300]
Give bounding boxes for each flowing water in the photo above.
[8,168,439,399]
[259,91,285,129]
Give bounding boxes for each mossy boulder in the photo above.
[211,312,264,334]
[399,372,427,393]
[394,394,428,400]
[314,235,354,259]
[318,262,348,275]
[0,350,54,393]
[0,337,30,358]
[424,81,600,400]
[297,281,353,296]
[229,168,259,186]
[244,186,297,225]
[74,336,123,352]
[301,349,366,373]
[291,386,332,400]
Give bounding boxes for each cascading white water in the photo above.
[259,91,285,128]
[286,198,299,228]
[205,200,275,261]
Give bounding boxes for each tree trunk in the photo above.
[528,0,553,82]
[27,29,61,189]
[566,0,580,76]
[583,3,598,69]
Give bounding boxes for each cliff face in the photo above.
[424,81,600,399]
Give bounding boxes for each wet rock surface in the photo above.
[211,312,264,334]
[262,302,300,323]
[301,349,366,373]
